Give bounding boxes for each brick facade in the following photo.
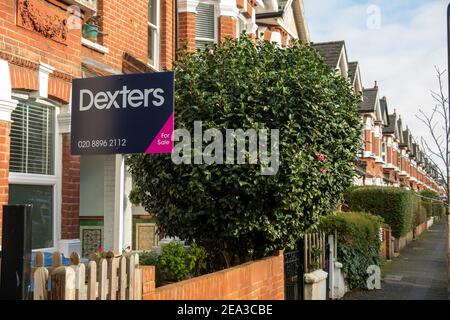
[219,16,236,42]
[0,0,82,77]
[61,133,80,240]
[95,0,148,70]
[160,0,175,69]
[178,11,196,53]
[0,121,11,244]
[142,251,284,300]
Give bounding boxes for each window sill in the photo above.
[147,63,159,72]
[82,38,109,54]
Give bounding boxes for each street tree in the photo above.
[128,36,362,269]
[416,67,450,211]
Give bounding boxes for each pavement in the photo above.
[343,219,449,300]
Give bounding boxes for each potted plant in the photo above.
[82,15,102,42]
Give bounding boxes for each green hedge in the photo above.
[320,211,384,289]
[412,195,428,227]
[420,190,446,218]
[345,186,413,238]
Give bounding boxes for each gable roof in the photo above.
[383,113,397,135]
[348,62,358,84]
[401,128,412,150]
[256,0,310,42]
[358,87,378,112]
[310,41,346,69]
[411,143,419,159]
[397,117,404,144]
[379,97,389,126]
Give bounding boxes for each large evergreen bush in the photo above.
[128,36,362,268]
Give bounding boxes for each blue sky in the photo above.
[303,0,448,147]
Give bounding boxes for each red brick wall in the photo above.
[219,16,236,42]
[361,158,383,179]
[0,121,11,244]
[178,11,196,53]
[386,145,392,165]
[61,133,80,239]
[364,129,372,153]
[0,0,82,77]
[96,0,148,70]
[371,132,376,155]
[160,0,175,70]
[142,251,284,300]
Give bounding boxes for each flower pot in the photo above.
[82,24,99,41]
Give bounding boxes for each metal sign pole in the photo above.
[113,154,125,255]
[447,3,450,214]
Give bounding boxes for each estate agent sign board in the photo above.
[71,72,174,155]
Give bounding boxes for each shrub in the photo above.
[345,186,413,238]
[320,211,384,289]
[412,195,428,227]
[151,241,208,283]
[140,250,160,266]
[420,190,446,218]
[128,35,362,268]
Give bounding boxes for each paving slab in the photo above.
[343,220,448,300]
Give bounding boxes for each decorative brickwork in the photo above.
[17,0,69,44]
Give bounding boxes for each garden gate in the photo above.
[284,232,331,300]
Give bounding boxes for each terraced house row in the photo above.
[0,0,445,257]
[310,40,445,196]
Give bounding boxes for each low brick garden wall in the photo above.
[414,221,428,239]
[394,230,414,253]
[142,251,284,300]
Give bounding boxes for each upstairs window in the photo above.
[10,102,55,175]
[195,2,216,49]
[381,141,386,163]
[148,0,160,68]
[236,14,247,37]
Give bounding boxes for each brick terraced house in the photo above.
[0,0,445,257]
[310,40,445,195]
[0,0,312,255]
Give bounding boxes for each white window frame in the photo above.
[236,13,247,38]
[195,0,219,47]
[381,141,387,163]
[148,0,160,69]
[9,92,61,252]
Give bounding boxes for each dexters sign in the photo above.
[71,72,174,155]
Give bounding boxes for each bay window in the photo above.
[195,1,217,49]
[8,100,58,250]
[236,14,247,37]
[381,141,386,163]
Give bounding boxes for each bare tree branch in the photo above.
[416,67,449,204]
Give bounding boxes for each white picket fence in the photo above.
[32,251,142,300]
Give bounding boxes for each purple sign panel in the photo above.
[71,72,174,155]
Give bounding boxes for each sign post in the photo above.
[71,72,174,254]
[447,3,450,214]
